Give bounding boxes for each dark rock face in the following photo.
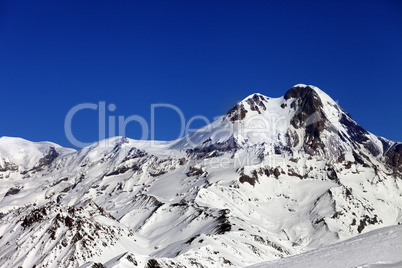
[284,86,323,112]
[239,170,259,186]
[21,206,47,228]
[273,168,281,178]
[38,147,59,167]
[304,111,326,150]
[226,94,269,122]
[187,136,241,159]
[226,103,248,122]
[215,210,231,234]
[239,174,257,186]
[285,85,326,151]
[65,216,74,228]
[146,259,162,268]
[327,168,339,183]
[105,166,131,177]
[340,114,382,157]
[187,166,204,177]
[0,162,18,172]
[357,215,380,233]
[4,187,20,197]
[285,86,324,129]
[125,254,138,266]
[245,94,268,114]
[287,130,300,147]
[340,114,369,143]
[122,147,147,161]
[385,143,402,172]
[20,147,61,173]
[91,263,105,268]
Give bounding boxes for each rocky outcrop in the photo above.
[385,143,402,172]
[285,85,326,151]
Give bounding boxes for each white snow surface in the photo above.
[0,136,75,170]
[247,224,402,268]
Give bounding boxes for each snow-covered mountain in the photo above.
[247,224,402,268]
[0,84,401,268]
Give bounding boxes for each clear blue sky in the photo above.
[1,0,401,148]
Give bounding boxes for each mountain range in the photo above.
[0,84,401,268]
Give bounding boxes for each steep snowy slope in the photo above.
[247,224,402,268]
[0,136,75,173]
[0,84,401,267]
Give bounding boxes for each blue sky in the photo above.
[0,0,401,148]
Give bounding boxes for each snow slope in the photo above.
[0,136,75,171]
[0,84,401,267]
[247,224,402,268]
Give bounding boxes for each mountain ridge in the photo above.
[0,84,401,268]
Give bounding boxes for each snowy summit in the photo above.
[0,84,401,268]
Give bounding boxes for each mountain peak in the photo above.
[284,85,324,129]
[189,84,365,155]
[243,93,270,114]
[226,93,269,123]
[0,85,401,268]
[225,93,271,122]
[284,84,322,101]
